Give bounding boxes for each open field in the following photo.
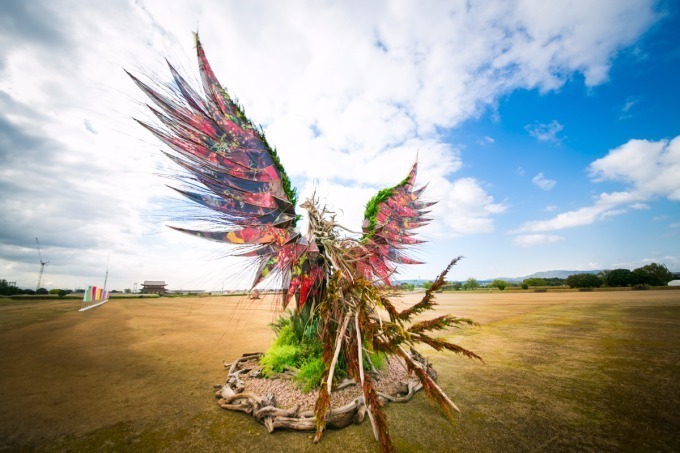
[1,291,679,451]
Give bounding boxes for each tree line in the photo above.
[0,280,39,296]
[568,263,674,289]
[0,280,88,297]
[2,263,675,297]
[417,263,675,291]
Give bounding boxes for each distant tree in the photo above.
[124,289,131,294]
[57,290,68,298]
[452,282,462,291]
[521,283,529,290]
[523,278,546,288]
[490,279,508,291]
[0,279,21,296]
[543,277,567,286]
[48,289,60,295]
[631,263,673,286]
[36,288,48,295]
[442,282,463,291]
[630,268,645,285]
[422,281,434,289]
[463,278,480,290]
[604,268,633,287]
[566,273,602,289]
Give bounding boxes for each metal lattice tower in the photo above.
[35,238,49,291]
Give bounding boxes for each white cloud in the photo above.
[525,120,564,143]
[600,208,629,219]
[518,191,644,232]
[532,172,557,190]
[518,136,680,233]
[427,177,507,238]
[589,137,680,200]
[513,234,565,247]
[619,96,641,119]
[630,203,650,210]
[545,204,557,212]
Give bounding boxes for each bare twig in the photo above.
[326,313,351,394]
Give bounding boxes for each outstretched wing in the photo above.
[358,162,434,284]
[128,33,302,289]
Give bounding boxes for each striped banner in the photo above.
[84,286,93,302]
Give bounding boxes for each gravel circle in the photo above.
[238,357,412,411]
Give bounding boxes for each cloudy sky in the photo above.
[1,0,679,291]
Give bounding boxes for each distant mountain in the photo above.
[397,279,429,286]
[397,270,603,286]
[520,270,603,280]
[483,269,603,283]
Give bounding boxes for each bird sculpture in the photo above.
[129,33,480,452]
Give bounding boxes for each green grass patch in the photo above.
[295,357,326,392]
[261,307,385,392]
[260,311,322,390]
[260,343,300,375]
[367,351,387,370]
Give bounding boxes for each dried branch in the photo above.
[408,315,475,334]
[411,333,483,362]
[397,345,460,417]
[398,257,462,321]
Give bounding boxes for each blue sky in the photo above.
[433,18,680,280]
[0,0,678,291]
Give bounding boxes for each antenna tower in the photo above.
[35,237,49,291]
[103,254,110,291]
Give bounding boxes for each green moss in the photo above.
[362,172,411,239]
[363,187,394,238]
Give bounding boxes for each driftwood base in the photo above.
[215,350,436,434]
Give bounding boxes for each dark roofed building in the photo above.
[141,280,168,295]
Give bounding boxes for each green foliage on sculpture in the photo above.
[362,172,411,240]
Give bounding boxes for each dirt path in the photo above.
[1,291,679,451]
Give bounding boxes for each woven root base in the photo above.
[215,350,436,433]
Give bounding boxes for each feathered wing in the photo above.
[358,162,434,284]
[128,33,303,289]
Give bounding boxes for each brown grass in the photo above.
[1,290,679,451]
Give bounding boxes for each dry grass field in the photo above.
[1,290,679,451]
